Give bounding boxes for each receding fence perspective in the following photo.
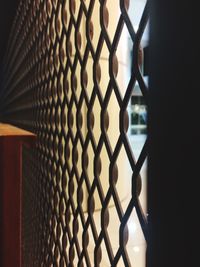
[0,0,149,266]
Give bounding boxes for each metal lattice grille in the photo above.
[0,0,149,266]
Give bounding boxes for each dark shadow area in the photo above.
[148,1,200,266]
[0,1,19,120]
[0,1,19,65]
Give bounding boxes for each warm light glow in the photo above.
[133,246,140,253]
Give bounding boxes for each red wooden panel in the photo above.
[0,124,36,267]
[0,138,21,267]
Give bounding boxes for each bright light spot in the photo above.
[133,246,140,253]
[128,221,137,235]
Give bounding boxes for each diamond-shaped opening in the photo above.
[89,0,101,51]
[56,164,63,192]
[70,173,78,210]
[62,0,70,31]
[50,230,57,255]
[97,144,109,198]
[60,35,67,68]
[90,95,101,145]
[44,84,49,106]
[54,43,60,73]
[56,165,62,192]
[70,102,77,136]
[63,71,72,101]
[85,141,94,185]
[106,90,120,151]
[45,55,50,80]
[115,144,132,212]
[52,77,58,103]
[78,98,87,141]
[50,180,55,207]
[58,136,65,166]
[57,73,64,102]
[83,52,94,100]
[65,137,73,172]
[77,177,88,214]
[48,207,53,231]
[55,4,62,39]
[89,188,101,236]
[68,24,76,57]
[42,1,47,24]
[127,90,147,160]
[49,134,54,157]
[47,113,52,134]
[62,231,69,256]
[97,51,109,99]
[41,58,46,82]
[47,0,53,19]
[45,25,51,50]
[116,25,132,99]
[61,101,68,131]
[65,205,73,236]
[78,12,87,57]
[50,14,56,44]
[73,62,82,100]
[55,105,61,133]
[53,135,59,162]
[54,189,60,215]
[72,22,84,60]
[56,221,63,247]
[49,50,55,78]
[126,209,147,267]
[62,172,69,200]
[59,194,66,217]
[74,139,82,178]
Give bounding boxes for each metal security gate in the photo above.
[0,0,149,266]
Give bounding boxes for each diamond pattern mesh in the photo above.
[0,0,149,266]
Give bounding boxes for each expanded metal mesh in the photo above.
[0,0,149,266]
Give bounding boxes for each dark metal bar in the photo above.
[148,1,200,266]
